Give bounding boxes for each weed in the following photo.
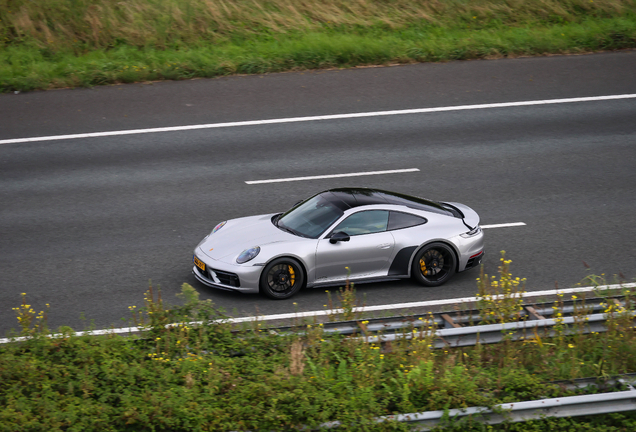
[10,292,49,336]
[325,267,365,322]
[476,251,526,324]
[337,268,361,321]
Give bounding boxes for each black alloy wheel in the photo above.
[259,258,305,299]
[412,242,456,287]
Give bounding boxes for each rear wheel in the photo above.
[412,243,456,287]
[259,258,305,299]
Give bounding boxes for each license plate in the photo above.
[193,255,206,272]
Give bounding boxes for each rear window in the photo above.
[388,211,427,231]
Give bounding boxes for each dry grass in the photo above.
[1,0,635,91]
[289,338,305,376]
[1,0,634,50]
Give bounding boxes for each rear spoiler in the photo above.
[442,202,480,230]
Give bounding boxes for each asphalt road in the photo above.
[1,51,636,336]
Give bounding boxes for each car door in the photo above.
[314,210,395,283]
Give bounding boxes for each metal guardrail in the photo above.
[553,373,636,391]
[3,296,627,350]
[276,296,620,334]
[269,296,633,349]
[364,312,627,347]
[320,375,636,430]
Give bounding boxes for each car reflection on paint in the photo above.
[193,188,484,299]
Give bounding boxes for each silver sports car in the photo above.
[193,188,484,299]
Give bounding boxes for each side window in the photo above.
[332,210,389,236]
[388,211,427,231]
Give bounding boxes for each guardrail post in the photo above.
[441,314,461,328]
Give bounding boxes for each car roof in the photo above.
[319,188,459,217]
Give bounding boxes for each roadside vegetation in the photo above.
[1,0,636,91]
[2,254,636,431]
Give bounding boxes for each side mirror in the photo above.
[329,231,350,244]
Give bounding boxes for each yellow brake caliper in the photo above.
[420,259,428,276]
[288,265,296,286]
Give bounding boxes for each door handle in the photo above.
[377,243,392,249]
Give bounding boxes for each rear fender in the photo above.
[409,240,461,275]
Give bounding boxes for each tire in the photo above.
[259,258,305,300]
[411,242,456,287]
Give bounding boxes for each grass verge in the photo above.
[1,0,636,92]
[2,254,636,430]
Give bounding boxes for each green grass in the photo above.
[2,257,636,431]
[1,0,635,92]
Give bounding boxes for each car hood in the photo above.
[198,213,293,262]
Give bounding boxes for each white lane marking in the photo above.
[2,93,635,145]
[482,222,526,229]
[229,283,636,322]
[245,168,420,184]
[2,282,633,344]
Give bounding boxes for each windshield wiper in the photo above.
[277,221,307,238]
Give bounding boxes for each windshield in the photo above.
[276,194,344,238]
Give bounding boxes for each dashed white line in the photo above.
[2,94,635,145]
[481,222,527,229]
[245,168,420,184]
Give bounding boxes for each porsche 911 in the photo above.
[193,188,484,299]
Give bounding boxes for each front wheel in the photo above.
[259,258,305,300]
[412,243,456,287]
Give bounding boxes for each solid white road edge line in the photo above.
[481,222,527,229]
[2,93,636,145]
[246,168,420,184]
[2,282,634,344]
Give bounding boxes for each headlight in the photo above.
[212,221,226,234]
[460,226,481,238]
[236,246,260,264]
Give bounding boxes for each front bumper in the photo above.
[192,250,261,294]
